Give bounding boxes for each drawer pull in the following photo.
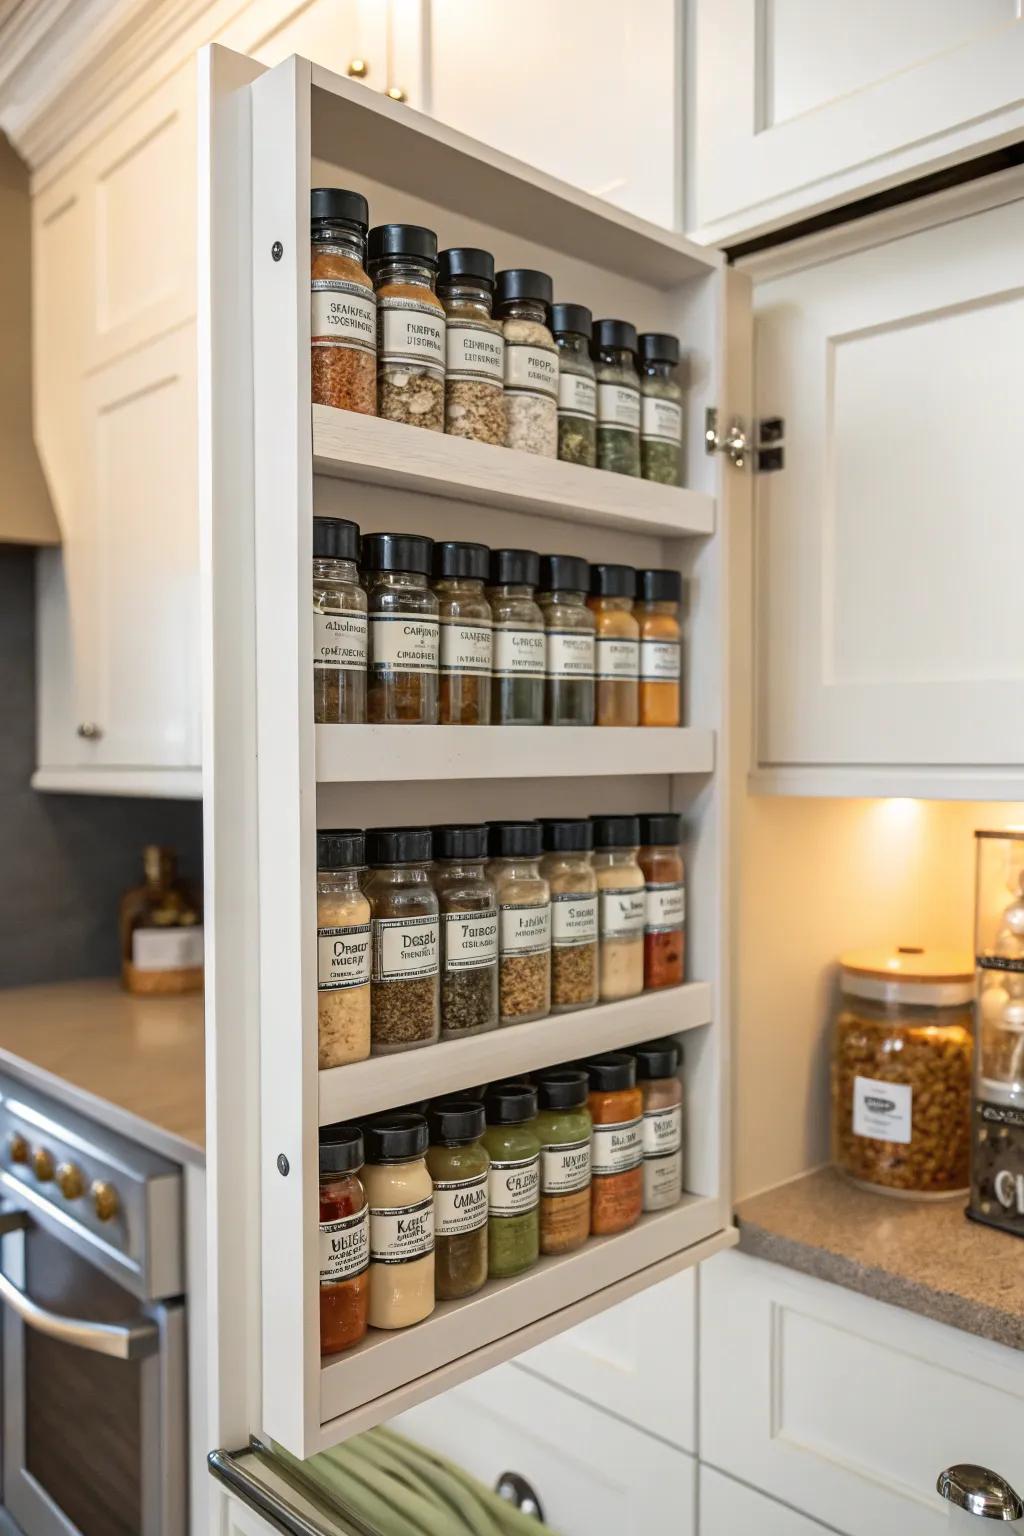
[938,1464,1024,1520]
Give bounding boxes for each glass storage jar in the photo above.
[484,1083,540,1278]
[586,1053,643,1235]
[363,1114,435,1328]
[592,815,645,1002]
[589,564,639,727]
[319,1125,369,1355]
[638,812,685,991]
[535,1069,592,1254]
[633,1038,684,1211]
[316,829,371,1068]
[427,1100,489,1300]
[495,269,558,457]
[363,532,439,724]
[636,568,682,728]
[433,541,492,725]
[433,823,499,1040]
[594,318,641,477]
[438,247,505,445]
[539,817,598,1013]
[638,332,683,485]
[312,516,367,725]
[551,302,596,466]
[971,831,1024,1235]
[487,821,551,1026]
[364,826,440,1055]
[368,223,445,431]
[488,548,545,725]
[832,946,974,1198]
[310,187,376,415]
[538,554,595,726]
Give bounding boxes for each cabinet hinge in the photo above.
[705,408,785,472]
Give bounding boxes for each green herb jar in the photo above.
[483,1083,540,1278]
[535,1070,592,1255]
[594,318,641,477]
[552,303,596,467]
[639,332,683,486]
[427,1100,489,1300]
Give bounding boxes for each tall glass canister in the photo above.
[971,830,1024,1236]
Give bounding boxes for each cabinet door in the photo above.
[688,0,1024,243]
[753,189,1024,777]
[700,1467,835,1535]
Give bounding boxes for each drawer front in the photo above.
[700,1465,837,1534]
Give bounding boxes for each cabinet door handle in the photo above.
[937,1464,1024,1520]
[76,722,102,740]
[347,57,369,78]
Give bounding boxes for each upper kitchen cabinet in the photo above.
[244,0,422,104]
[687,0,1024,244]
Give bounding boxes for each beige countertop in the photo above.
[736,1167,1024,1351]
[0,979,204,1165]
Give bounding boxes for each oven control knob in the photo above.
[91,1180,119,1222]
[32,1147,54,1182]
[8,1134,28,1164]
[56,1162,85,1200]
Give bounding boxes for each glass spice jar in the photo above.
[438,247,505,445]
[362,532,439,724]
[538,554,595,727]
[495,269,558,457]
[589,564,639,728]
[427,1100,489,1300]
[636,568,682,728]
[310,187,376,415]
[633,1038,684,1212]
[594,319,641,477]
[368,223,445,431]
[488,821,551,1026]
[364,826,440,1055]
[488,548,545,726]
[312,516,367,725]
[551,303,596,467]
[483,1084,541,1278]
[539,818,598,1014]
[433,541,493,726]
[316,829,371,1069]
[319,1125,370,1356]
[363,1114,435,1329]
[592,815,646,1003]
[638,813,685,991]
[586,1053,644,1235]
[433,823,499,1040]
[639,333,683,485]
[535,1070,592,1255]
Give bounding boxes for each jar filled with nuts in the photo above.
[438,247,505,444]
[832,946,974,1199]
[368,223,445,431]
[495,269,558,457]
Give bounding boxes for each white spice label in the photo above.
[505,343,558,399]
[433,1174,488,1236]
[314,611,367,671]
[318,923,372,989]
[320,1207,369,1284]
[551,891,598,946]
[132,927,203,972]
[558,372,597,419]
[369,1196,434,1265]
[641,396,682,444]
[639,639,680,682]
[541,1139,591,1196]
[546,631,595,680]
[500,902,550,956]
[440,618,492,675]
[643,1104,683,1159]
[493,626,545,678]
[592,1118,643,1176]
[446,322,505,383]
[645,1151,683,1207]
[378,298,445,371]
[597,382,640,432]
[645,884,685,933]
[595,636,639,680]
[311,278,376,352]
[373,914,439,981]
[488,1154,540,1217]
[444,909,498,971]
[369,614,440,673]
[852,1076,912,1145]
[600,888,645,942]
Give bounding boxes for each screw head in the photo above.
[271,241,284,262]
[277,1153,290,1176]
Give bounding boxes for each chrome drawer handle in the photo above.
[938,1464,1024,1520]
[0,1268,158,1361]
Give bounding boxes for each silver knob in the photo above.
[76,722,102,740]
[938,1465,1024,1521]
[495,1473,543,1523]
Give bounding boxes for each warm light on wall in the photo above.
[870,796,923,830]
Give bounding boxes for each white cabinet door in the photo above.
[700,1467,835,1535]
[688,0,1024,243]
[752,187,1024,781]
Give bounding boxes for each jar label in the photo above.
[373,914,439,981]
[369,1195,435,1264]
[645,1150,683,1205]
[320,1206,370,1283]
[314,610,368,671]
[639,639,680,682]
[444,908,498,971]
[643,1104,683,1158]
[641,396,682,444]
[433,1173,488,1236]
[541,1138,591,1196]
[318,923,372,989]
[378,297,445,371]
[546,631,595,680]
[500,902,551,956]
[132,926,203,972]
[488,1153,540,1216]
[505,343,558,400]
[558,371,596,419]
[595,636,639,680]
[311,278,376,352]
[446,322,505,383]
[597,382,640,432]
[600,888,645,942]
[440,618,492,675]
[645,884,685,933]
[852,1075,912,1145]
[493,626,546,679]
[369,614,440,673]
[551,891,598,946]
[592,1117,643,1176]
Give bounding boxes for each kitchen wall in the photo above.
[0,546,202,987]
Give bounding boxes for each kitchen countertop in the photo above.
[735,1167,1024,1351]
[0,979,204,1166]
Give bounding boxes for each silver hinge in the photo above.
[705,408,785,472]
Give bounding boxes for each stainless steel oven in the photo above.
[0,1075,186,1536]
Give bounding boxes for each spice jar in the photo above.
[594,319,641,477]
[589,564,639,728]
[368,223,445,431]
[433,541,492,726]
[551,303,596,467]
[310,188,376,416]
[587,1053,644,1235]
[633,1039,684,1212]
[312,516,367,725]
[363,1114,435,1328]
[316,829,371,1069]
[638,813,685,991]
[592,815,645,1002]
[637,568,682,728]
[433,823,499,1040]
[438,247,505,445]
[535,1070,592,1255]
[488,548,545,726]
[488,821,551,1026]
[363,532,439,724]
[539,818,598,1014]
[832,947,974,1198]
[538,554,595,727]
[427,1100,489,1300]
[495,269,558,457]
[483,1084,540,1278]
[319,1125,369,1355]
[365,826,440,1055]
[639,333,683,486]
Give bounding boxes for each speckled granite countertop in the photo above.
[735,1167,1024,1351]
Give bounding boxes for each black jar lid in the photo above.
[313,516,360,562]
[363,1113,429,1162]
[433,541,490,582]
[637,568,682,604]
[536,1069,589,1111]
[365,826,433,865]
[319,1124,365,1174]
[593,318,638,355]
[495,269,553,309]
[585,1052,636,1093]
[489,548,540,588]
[633,1038,682,1080]
[539,554,590,595]
[639,332,680,365]
[433,823,489,861]
[638,812,681,847]
[539,818,593,854]
[591,814,640,850]
[428,1099,486,1144]
[488,821,543,859]
[438,247,495,287]
[550,303,592,339]
[589,563,636,599]
[367,223,438,265]
[311,188,369,231]
[317,828,365,870]
[485,1082,538,1125]
[360,531,433,577]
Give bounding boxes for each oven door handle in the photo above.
[0,1265,159,1361]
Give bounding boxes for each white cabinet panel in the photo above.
[700,1466,835,1535]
